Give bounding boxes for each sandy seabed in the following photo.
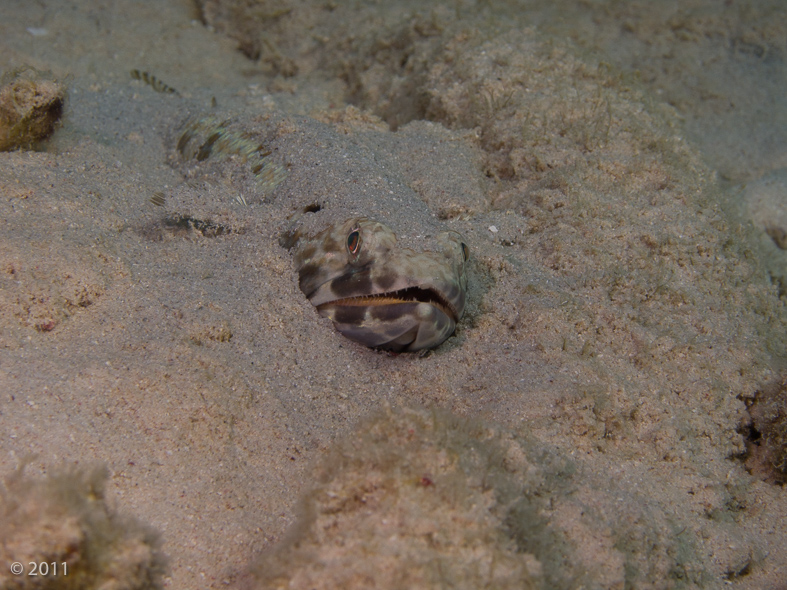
[1,1,786,589]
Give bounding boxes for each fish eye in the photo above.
[347,227,362,255]
[461,242,469,262]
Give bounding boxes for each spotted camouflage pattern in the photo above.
[293,218,468,352]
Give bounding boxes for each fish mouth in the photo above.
[316,286,458,323]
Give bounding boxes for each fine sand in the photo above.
[1,1,785,589]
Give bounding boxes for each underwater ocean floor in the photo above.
[1,0,786,588]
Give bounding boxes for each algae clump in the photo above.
[0,67,65,151]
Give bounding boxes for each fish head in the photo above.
[293,217,468,351]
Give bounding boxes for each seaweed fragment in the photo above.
[130,69,179,96]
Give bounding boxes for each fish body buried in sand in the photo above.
[294,217,468,352]
[175,113,469,352]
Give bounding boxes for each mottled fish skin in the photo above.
[294,218,468,352]
[174,112,469,352]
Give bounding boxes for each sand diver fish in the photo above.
[292,217,468,352]
[175,112,469,352]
